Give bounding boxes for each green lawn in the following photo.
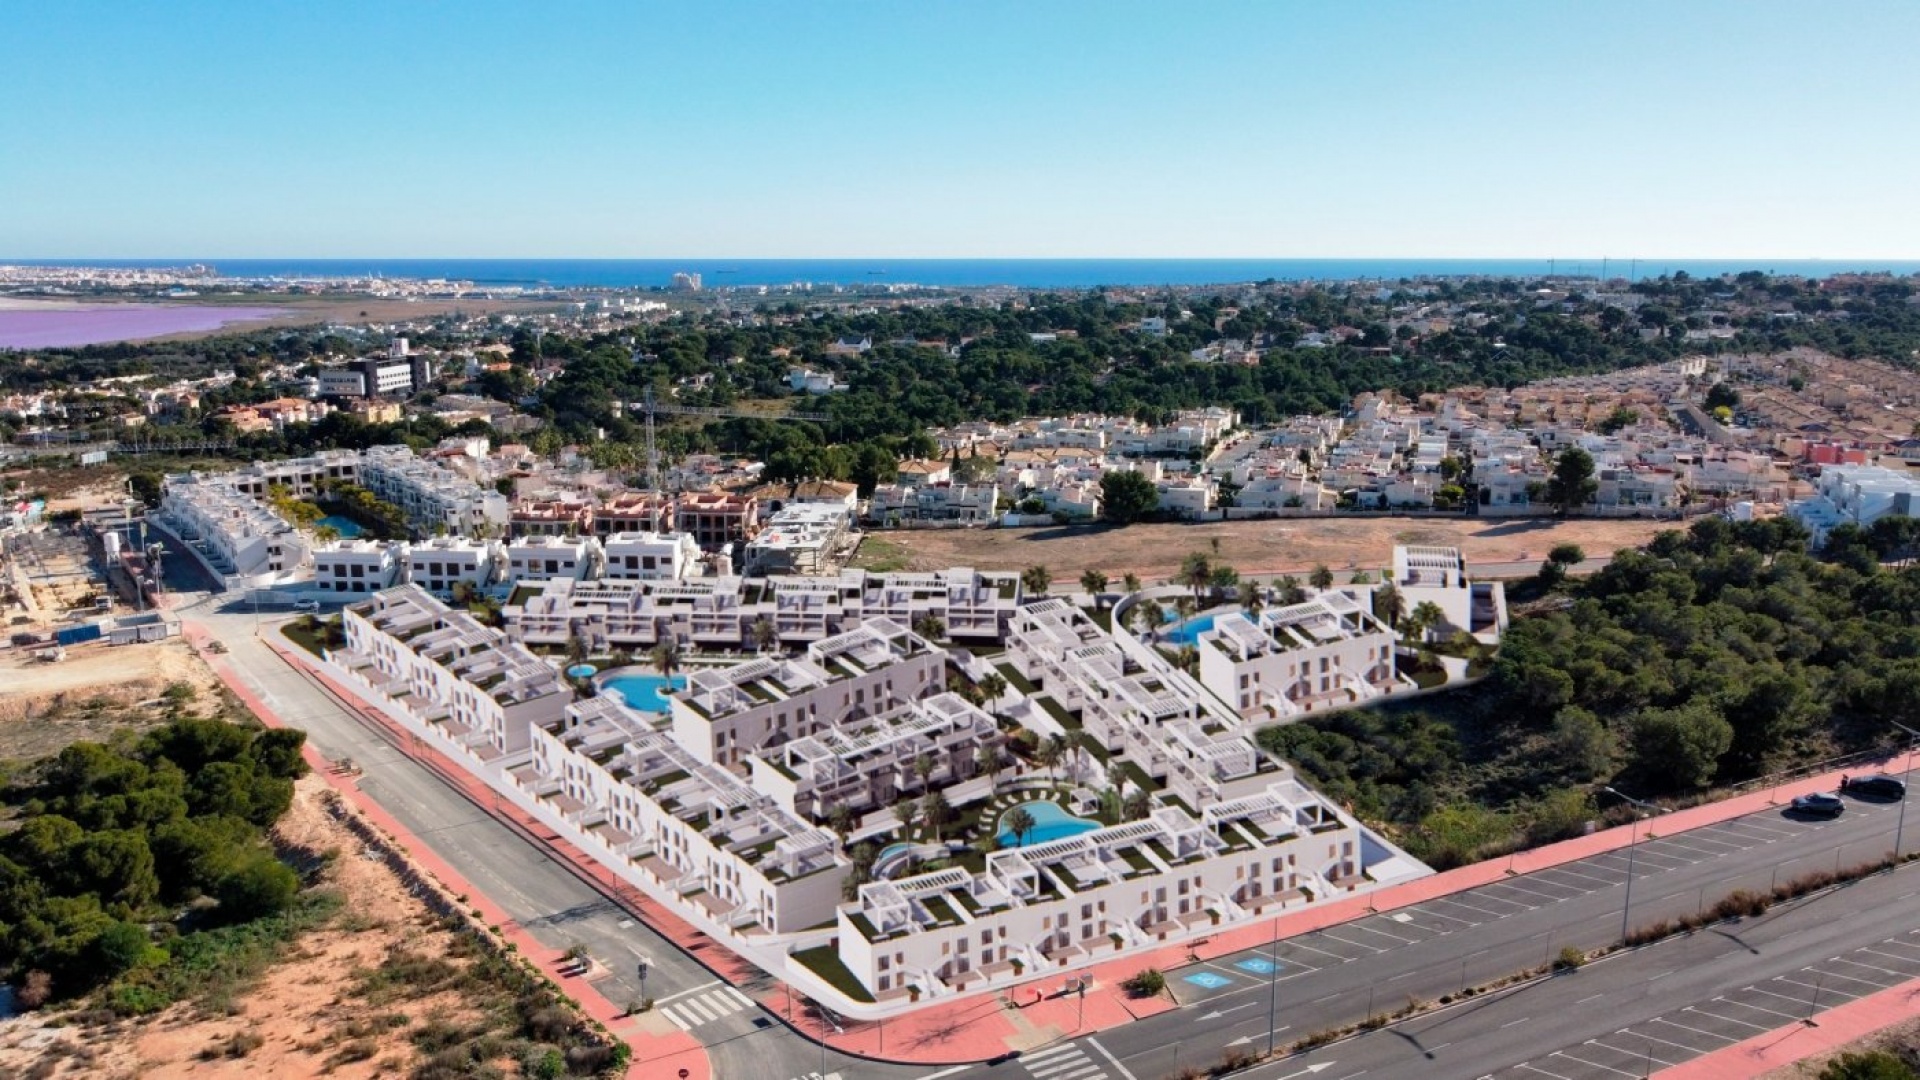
[792,944,876,1002]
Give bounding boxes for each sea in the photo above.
[14,258,1920,290]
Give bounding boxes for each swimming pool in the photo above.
[317,514,363,538]
[602,673,688,713]
[997,800,1100,847]
[1161,614,1217,646]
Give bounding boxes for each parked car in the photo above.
[294,599,320,614]
[1789,792,1845,817]
[1842,774,1908,800]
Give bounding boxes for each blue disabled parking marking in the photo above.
[1234,957,1279,975]
[1184,971,1233,989]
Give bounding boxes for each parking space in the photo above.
[1487,928,1920,1079]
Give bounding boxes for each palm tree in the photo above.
[1373,582,1406,631]
[1309,564,1336,592]
[1123,788,1154,821]
[1236,579,1264,615]
[978,671,1008,714]
[1407,600,1446,642]
[1174,645,1198,675]
[975,743,1004,791]
[566,630,590,669]
[1173,595,1198,622]
[1037,734,1068,782]
[920,791,952,842]
[649,636,683,683]
[911,612,946,642]
[1121,572,1142,595]
[893,799,920,840]
[1080,569,1109,608]
[1020,564,1052,597]
[749,616,778,655]
[827,803,856,846]
[1004,804,1036,848]
[1179,551,1213,607]
[912,752,937,793]
[1277,575,1307,605]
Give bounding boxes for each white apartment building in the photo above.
[505,535,596,583]
[838,786,1364,998]
[748,692,999,821]
[1391,545,1508,644]
[668,619,946,768]
[157,472,311,588]
[1193,594,1404,721]
[505,567,1022,653]
[1791,464,1920,543]
[359,445,510,538]
[603,531,700,581]
[745,504,847,575]
[402,536,502,597]
[225,449,363,498]
[335,585,568,762]
[516,696,843,934]
[311,538,404,596]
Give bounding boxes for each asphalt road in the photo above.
[1234,857,1920,1080]
[943,786,1919,1080]
[169,577,903,1080]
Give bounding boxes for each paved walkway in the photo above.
[184,621,711,1080]
[204,619,1904,1068]
[1655,973,1920,1078]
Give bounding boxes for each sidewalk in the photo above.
[1655,975,1920,1078]
[212,620,1903,1067]
[183,622,711,1080]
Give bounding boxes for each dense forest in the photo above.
[0,713,311,1008]
[1261,516,1920,868]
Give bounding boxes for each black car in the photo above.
[1843,774,1908,800]
[1790,792,1846,817]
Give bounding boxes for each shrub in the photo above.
[1122,968,1166,997]
[1818,1050,1920,1080]
[16,970,53,1010]
[1554,946,1586,971]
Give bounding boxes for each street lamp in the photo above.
[1604,786,1666,946]
[635,956,651,1005]
[1889,721,1920,859]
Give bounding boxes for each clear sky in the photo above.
[3,1,1916,259]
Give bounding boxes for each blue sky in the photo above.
[2,1,1915,258]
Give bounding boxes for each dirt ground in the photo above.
[857,515,1685,582]
[0,637,219,760]
[0,776,526,1079]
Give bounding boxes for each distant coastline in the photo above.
[9,257,1920,290]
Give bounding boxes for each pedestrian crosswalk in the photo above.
[778,1074,840,1080]
[1022,1042,1108,1080]
[656,984,757,1030]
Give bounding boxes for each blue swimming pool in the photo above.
[997,800,1100,847]
[1161,614,1217,646]
[317,514,363,538]
[603,673,687,713]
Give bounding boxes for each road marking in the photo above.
[652,979,723,1004]
[1577,993,1605,1004]
[1502,1016,1531,1028]
[1514,1064,1573,1079]
[1831,956,1908,978]
[1683,1006,1768,1032]
[1086,1038,1138,1080]
[1714,997,1800,1023]
[1317,930,1385,953]
[1022,1044,1080,1063]
[1621,1028,1696,1057]
[1646,1016,1735,1043]
[1549,1049,1639,1078]
[911,1068,972,1080]
[1745,984,1816,1009]
[1591,1037,1674,1066]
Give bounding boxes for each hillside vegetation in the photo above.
[1262,516,1920,867]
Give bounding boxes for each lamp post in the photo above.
[1605,786,1665,946]
[1266,918,1281,1057]
[1890,721,1920,858]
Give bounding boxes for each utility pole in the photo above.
[1266,917,1281,1056]
[1606,786,1666,945]
[1890,721,1919,858]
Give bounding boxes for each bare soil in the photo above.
[0,638,218,760]
[856,515,1683,583]
[0,777,543,1079]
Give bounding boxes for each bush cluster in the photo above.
[0,718,310,1003]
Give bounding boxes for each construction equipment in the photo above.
[630,385,829,493]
